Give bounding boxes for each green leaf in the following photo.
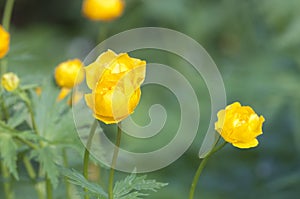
[0,133,19,180]
[30,147,59,187]
[113,173,168,199]
[16,130,45,143]
[7,104,28,128]
[61,168,107,199]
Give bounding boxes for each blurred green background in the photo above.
[1,0,300,198]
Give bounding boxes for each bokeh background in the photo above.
[1,0,300,198]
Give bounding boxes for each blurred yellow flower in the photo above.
[54,59,84,101]
[82,0,124,21]
[68,91,83,106]
[215,102,265,149]
[55,59,84,88]
[35,87,42,96]
[84,49,146,124]
[0,25,10,59]
[1,72,19,92]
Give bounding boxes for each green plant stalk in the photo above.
[23,156,44,199]
[98,22,108,43]
[15,136,38,150]
[188,141,227,199]
[1,0,15,75]
[83,119,98,199]
[25,100,39,136]
[0,93,9,121]
[1,162,14,199]
[63,149,72,199]
[2,0,15,31]
[108,124,122,199]
[46,177,53,199]
[23,156,36,179]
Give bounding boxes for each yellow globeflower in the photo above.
[84,49,146,124]
[0,25,10,59]
[54,59,84,101]
[215,102,265,149]
[1,72,20,92]
[55,59,84,88]
[82,0,124,21]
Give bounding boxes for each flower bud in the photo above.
[1,72,20,92]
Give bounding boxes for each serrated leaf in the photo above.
[0,133,19,180]
[113,173,168,199]
[16,131,45,143]
[117,191,148,199]
[61,168,107,199]
[7,105,28,128]
[30,147,59,187]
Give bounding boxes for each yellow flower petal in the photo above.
[57,87,71,101]
[85,49,117,90]
[54,59,84,89]
[232,139,259,149]
[215,102,265,149]
[0,25,10,59]
[82,0,124,21]
[84,49,146,124]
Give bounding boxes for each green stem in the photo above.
[188,141,227,199]
[97,23,108,43]
[83,119,98,199]
[63,149,72,199]
[23,156,44,199]
[15,136,38,150]
[108,123,122,199]
[2,0,15,31]
[23,156,36,179]
[46,177,53,199]
[0,93,9,121]
[1,0,15,75]
[1,162,14,199]
[26,100,39,136]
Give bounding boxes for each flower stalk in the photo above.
[1,0,15,75]
[63,149,72,199]
[1,162,14,199]
[46,177,53,199]
[189,141,227,199]
[108,123,122,199]
[83,119,98,199]
[23,156,44,199]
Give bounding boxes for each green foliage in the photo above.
[62,168,107,199]
[30,147,60,187]
[62,168,168,199]
[0,0,299,198]
[113,173,168,199]
[0,131,18,180]
[7,104,27,128]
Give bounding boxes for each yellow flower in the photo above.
[35,87,42,96]
[84,49,146,124]
[215,102,265,149]
[55,59,84,88]
[1,72,20,92]
[54,59,84,101]
[82,0,124,21]
[0,25,10,59]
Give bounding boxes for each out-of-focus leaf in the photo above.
[268,170,300,190]
[30,147,59,187]
[7,104,28,128]
[0,132,19,180]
